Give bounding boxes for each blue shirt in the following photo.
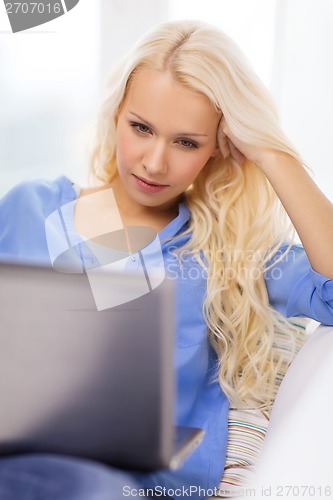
[1,176,333,498]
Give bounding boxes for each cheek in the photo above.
[116,128,136,171]
[178,153,211,182]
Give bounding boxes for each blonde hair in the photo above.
[90,20,306,410]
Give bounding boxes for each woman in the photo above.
[0,19,332,500]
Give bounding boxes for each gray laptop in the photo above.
[0,261,204,471]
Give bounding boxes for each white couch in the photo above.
[250,324,333,494]
[211,323,333,499]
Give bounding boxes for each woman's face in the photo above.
[115,69,221,213]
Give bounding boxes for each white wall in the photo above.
[0,0,100,193]
[271,0,333,201]
[99,0,168,87]
[1,0,332,202]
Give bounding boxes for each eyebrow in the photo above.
[129,112,208,137]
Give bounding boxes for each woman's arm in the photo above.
[220,117,333,279]
[265,243,333,325]
[257,151,333,279]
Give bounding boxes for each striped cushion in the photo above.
[216,409,270,497]
[214,319,310,498]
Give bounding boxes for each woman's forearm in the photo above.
[257,151,333,279]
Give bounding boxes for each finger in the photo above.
[217,118,231,159]
[218,134,231,159]
[227,138,246,166]
[220,115,229,134]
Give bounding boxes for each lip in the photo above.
[134,174,168,187]
[133,174,169,194]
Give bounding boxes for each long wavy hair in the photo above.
[89,20,307,410]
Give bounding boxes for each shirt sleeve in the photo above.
[264,243,333,325]
[0,177,73,265]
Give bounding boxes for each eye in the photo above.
[178,139,198,149]
[130,121,151,134]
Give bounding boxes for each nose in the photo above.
[143,140,168,176]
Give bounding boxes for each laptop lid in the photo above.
[0,261,176,471]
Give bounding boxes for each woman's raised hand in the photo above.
[218,116,270,168]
